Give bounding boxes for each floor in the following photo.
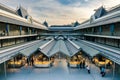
[0,59,120,80]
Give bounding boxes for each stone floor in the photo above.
[0,59,119,80]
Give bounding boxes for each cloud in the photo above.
[0,0,120,25]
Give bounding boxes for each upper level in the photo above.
[75,5,120,31]
[74,4,120,40]
[73,4,120,49]
[0,3,49,39]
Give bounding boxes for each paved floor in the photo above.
[0,59,119,80]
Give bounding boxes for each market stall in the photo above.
[33,53,52,68]
[7,54,26,68]
[92,56,112,68]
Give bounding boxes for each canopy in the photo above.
[72,40,100,57]
[19,40,49,57]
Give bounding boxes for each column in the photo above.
[4,62,7,80]
[0,40,3,48]
[99,26,102,35]
[110,24,114,36]
[112,62,115,80]
[6,23,10,36]
[32,28,35,34]
[15,38,17,44]
[20,26,22,35]
[92,28,94,34]
[27,27,30,34]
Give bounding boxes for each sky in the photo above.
[0,0,120,25]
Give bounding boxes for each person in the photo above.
[101,67,105,77]
[80,61,82,69]
[86,65,90,74]
[82,59,85,69]
[27,58,29,66]
[31,57,34,66]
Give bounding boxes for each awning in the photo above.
[68,39,81,50]
[0,40,41,64]
[72,40,100,57]
[19,40,49,57]
[39,39,54,50]
[40,39,80,57]
[81,40,120,65]
[65,40,80,57]
[48,40,71,57]
[40,40,56,57]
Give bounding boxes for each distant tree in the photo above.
[43,21,49,27]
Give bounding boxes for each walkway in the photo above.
[0,59,119,80]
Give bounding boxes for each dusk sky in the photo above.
[0,0,120,25]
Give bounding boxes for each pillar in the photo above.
[27,27,30,34]
[20,26,22,35]
[99,26,102,35]
[92,28,94,34]
[0,40,2,48]
[6,23,10,36]
[32,28,35,34]
[4,62,7,80]
[110,24,114,36]
[112,62,115,80]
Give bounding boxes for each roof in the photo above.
[94,6,106,19]
[39,39,80,57]
[0,40,41,64]
[75,4,120,30]
[75,10,120,30]
[17,6,28,18]
[107,4,120,14]
[84,34,120,40]
[50,25,72,27]
[72,40,100,57]
[68,39,81,49]
[40,40,56,56]
[65,40,80,57]
[19,40,49,57]
[48,27,74,31]
[48,40,70,57]
[0,3,16,15]
[0,9,47,30]
[39,39,54,50]
[80,40,120,65]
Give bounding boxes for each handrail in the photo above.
[84,34,120,40]
[0,34,38,40]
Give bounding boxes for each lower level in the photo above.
[0,59,120,80]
